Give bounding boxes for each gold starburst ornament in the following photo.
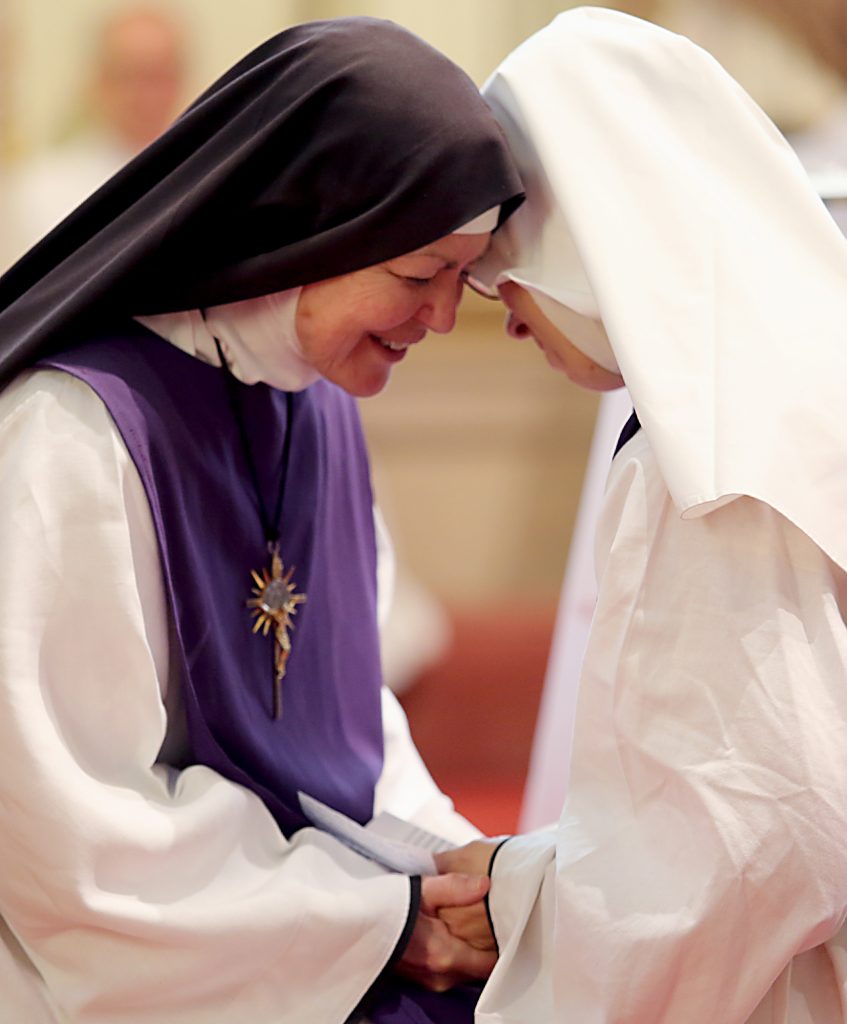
[247,543,306,719]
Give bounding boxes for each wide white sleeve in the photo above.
[479,435,847,1023]
[0,371,411,1024]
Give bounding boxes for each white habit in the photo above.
[474,7,847,1020]
[482,430,847,1021]
[0,327,479,1023]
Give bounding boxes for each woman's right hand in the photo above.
[395,873,497,991]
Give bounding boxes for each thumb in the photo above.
[420,872,489,915]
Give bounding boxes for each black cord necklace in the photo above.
[213,335,306,720]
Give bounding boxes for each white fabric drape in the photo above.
[519,388,632,831]
[479,6,847,573]
[484,432,847,1023]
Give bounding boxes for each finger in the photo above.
[439,906,496,951]
[438,905,494,944]
[405,958,496,993]
[420,872,489,914]
[397,929,497,991]
[397,964,463,993]
[453,943,498,980]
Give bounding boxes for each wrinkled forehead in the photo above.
[396,230,492,267]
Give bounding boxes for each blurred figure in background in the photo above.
[2,5,186,267]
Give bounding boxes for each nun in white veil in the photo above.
[436,8,847,1021]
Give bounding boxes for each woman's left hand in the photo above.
[434,840,501,952]
[435,839,500,878]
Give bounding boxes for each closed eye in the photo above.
[391,272,436,287]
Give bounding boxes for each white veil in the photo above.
[479,6,847,572]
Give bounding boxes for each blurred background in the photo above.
[2,0,845,833]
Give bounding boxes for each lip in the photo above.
[369,333,424,361]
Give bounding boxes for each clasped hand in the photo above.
[395,839,501,992]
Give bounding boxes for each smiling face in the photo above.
[498,281,625,392]
[295,232,490,397]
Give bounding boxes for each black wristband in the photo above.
[483,837,512,954]
[345,875,422,1023]
[385,874,421,968]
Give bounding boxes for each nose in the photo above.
[505,311,531,340]
[415,277,461,334]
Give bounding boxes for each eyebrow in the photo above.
[422,250,456,267]
[393,250,456,269]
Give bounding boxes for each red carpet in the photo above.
[399,604,555,836]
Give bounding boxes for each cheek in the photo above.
[358,295,422,333]
[296,313,352,373]
[297,287,360,353]
[297,280,423,366]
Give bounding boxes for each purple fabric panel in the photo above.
[43,325,383,833]
[43,326,476,1023]
[365,982,481,1023]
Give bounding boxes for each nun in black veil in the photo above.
[0,17,522,1024]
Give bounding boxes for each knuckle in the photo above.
[428,949,453,975]
[426,974,455,993]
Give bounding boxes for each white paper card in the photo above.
[298,792,454,875]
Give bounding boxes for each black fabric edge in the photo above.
[346,875,422,1022]
[483,838,512,954]
[613,408,641,458]
[387,875,422,968]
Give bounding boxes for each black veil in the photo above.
[0,17,522,385]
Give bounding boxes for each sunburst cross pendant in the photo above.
[247,543,306,719]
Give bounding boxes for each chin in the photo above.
[331,370,392,399]
[580,369,626,392]
[595,377,626,393]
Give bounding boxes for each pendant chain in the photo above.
[212,336,293,546]
[212,334,305,720]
